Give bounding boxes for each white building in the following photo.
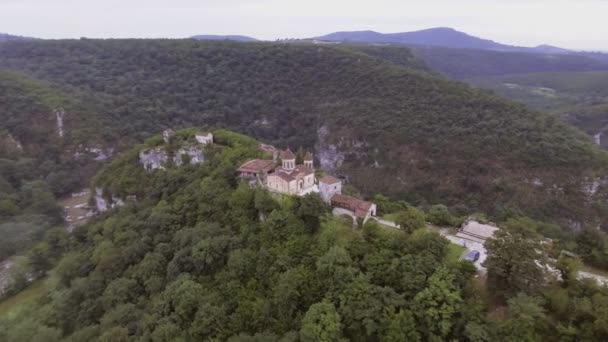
[319,175,342,203]
[195,131,214,145]
[456,219,500,244]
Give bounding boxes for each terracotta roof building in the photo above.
[330,194,376,222]
[237,159,274,179]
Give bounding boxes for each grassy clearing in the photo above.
[382,213,399,222]
[446,244,466,263]
[0,277,49,319]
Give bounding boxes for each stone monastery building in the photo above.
[238,146,377,223]
[266,149,316,195]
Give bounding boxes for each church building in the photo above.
[266,149,316,195]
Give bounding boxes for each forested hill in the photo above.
[0,70,111,193]
[3,129,608,341]
[0,39,607,228]
[410,45,608,79]
[0,33,37,42]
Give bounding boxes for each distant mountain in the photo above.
[191,34,258,42]
[409,45,608,79]
[315,27,575,54]
[0,33,37,42]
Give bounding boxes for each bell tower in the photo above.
[281,148,296,170]
[303,152,313,169]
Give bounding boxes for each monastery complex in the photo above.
[238,145,377,223]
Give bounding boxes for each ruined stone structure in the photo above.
[163,129,176,143]
[139,147,169,170]
[175,146,205,166]
[195,131,214,145]
[139,129,212,171]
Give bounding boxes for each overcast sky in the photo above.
[2,0,607,50]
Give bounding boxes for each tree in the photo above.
[497,294,547,342]
[485,230,546,299]
[27,242,52,276]
[575,228,608,268]
[413,266,462,339]
[300,301,342,342]
[426,204,454,227]
[338,274,403,340]
[382,309,421,342]
[297,193,329,232]
[395,207,426,234]
[315,246,355,295]
[254,187,278,218]
[556,256,582,286]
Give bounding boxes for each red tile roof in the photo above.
[281,148,295,160]
[269,165,313,183]
[331,194,374,218]
[238,159,274,173]
[320,175,341,185]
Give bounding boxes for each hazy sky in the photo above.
[1,0,607,50]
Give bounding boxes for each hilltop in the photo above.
[0,39,606,229]
[191,34,258,42]
[315,28,608,79]
[0,33,37,42]
[315,27,574,54]
[2,129,608,341]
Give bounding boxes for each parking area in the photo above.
[443,233,488,272]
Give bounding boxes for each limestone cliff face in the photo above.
[175,146,205,166]
[315,125,344,173]
[139,148,169,170]
[139,145,206,170]
[94,188,124,212]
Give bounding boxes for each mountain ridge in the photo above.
[0,39,606,229]
[0,33,38,42]
[191,34,258,42]
[314,27,598,55]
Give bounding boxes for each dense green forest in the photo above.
[0,39,607,231]
[410,45,608,79]
[2,130,608,341]
[469,71,608,148]
[0,70,109,264]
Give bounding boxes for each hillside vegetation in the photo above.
[469,71,608,148]
[0,39,607,229]
[2,130,608,341]
[0,70,110,265]
[411,45,608,79]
